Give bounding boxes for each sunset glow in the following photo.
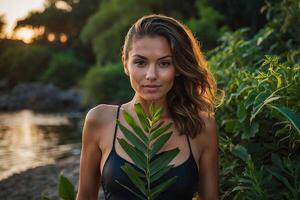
[12,27,45,43]
[60,33,68,43]
[0,0,73,43]
[47,33,55,42]
[14,28,35,43]
[0,0,45,43]
[55,1,72,11]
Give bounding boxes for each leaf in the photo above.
[224,119,237,133]
[123,110,148,143]
[244,91,257,109]
[271,154,284,170]
[250,85,290,123]
[242,122,259,139]
[117,103,179,199]
[267,169,294,192]
[237,102,247,122]
[151,121,164,133]
[153,106,164,118]
[58,175,75,200]
[150,148,180,176]
[250,95,280,123]
[149,102,156,116]
[268,105,300,134]
[152,107,164,123]
[117,121,147,153]
[275,73,282,89]
[232,185,252,192]
[150,165,173,183]
[231,145,251,161]
[134,103,150,132]
[117,138,147,171]
[120,163,147,196]
[150,131,173,159]
[152,115,160,125]
[150,176,178,199]
[115,180,146,200]
[150,123,172,141]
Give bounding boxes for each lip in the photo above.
[143,85,161,93]
[143,85,161,88]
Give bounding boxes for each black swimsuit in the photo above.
[101,104,199,200]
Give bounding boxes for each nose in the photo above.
[146,64,157,80]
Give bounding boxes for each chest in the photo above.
[101,152,199,200]
[99,120,204,174]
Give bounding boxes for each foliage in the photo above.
[116,103,179,199]
[79,62,133,106]
[15,0,100,43]
[80,0,197,64]
[41,174,76,200]
[187,0,228,50]
[261,0,300,48]
[0,44,52,87]
[39,50,86,89]
[58,175,76,200]
[208,0,267,33]
[208,0,300,199]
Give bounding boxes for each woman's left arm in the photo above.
[198,117,219,200]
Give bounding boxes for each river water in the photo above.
[0,109,84,180]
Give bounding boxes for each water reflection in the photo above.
[0,110,82,180]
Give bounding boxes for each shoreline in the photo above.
[0,154,104,200]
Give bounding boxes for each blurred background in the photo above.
[0,0,299,199]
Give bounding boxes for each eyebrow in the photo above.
[132,54,172,60]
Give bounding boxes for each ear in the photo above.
[124,67,129,76]
[122,59,129,76]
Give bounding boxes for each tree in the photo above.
[80,0,197,64]
[39,50,86,89]
[187,0,227,50]
[0,44,52,87]
[0,15,6,37]
[14,0,100,43]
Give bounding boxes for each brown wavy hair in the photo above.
[122,14,223,138]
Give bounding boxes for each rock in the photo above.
[0,82,85,112]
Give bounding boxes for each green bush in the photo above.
[208,0,300,199]
[0,44,52,87]
[187,0,228,50]
[215,55,300,199]
[39,51,86,89]
[80,62,133,106]
[80,0,198,64]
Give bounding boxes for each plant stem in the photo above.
[147,118,153,200]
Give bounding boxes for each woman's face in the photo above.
[124,36,176,102]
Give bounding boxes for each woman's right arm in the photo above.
[76,107,103,200]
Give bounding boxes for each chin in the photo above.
[141,93,166,102]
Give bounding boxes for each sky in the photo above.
[0,0,46,38]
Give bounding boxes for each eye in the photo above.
[159,61,171,68]
[134,60,146,67]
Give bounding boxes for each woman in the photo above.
[76,14,220,200]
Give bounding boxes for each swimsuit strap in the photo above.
[186,134,193,155]
[112,104,122,148]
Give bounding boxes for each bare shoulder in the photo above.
[83,104,118,140]
[199,111,218,134]
[86,104,118,124]
[195,111,218,148]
